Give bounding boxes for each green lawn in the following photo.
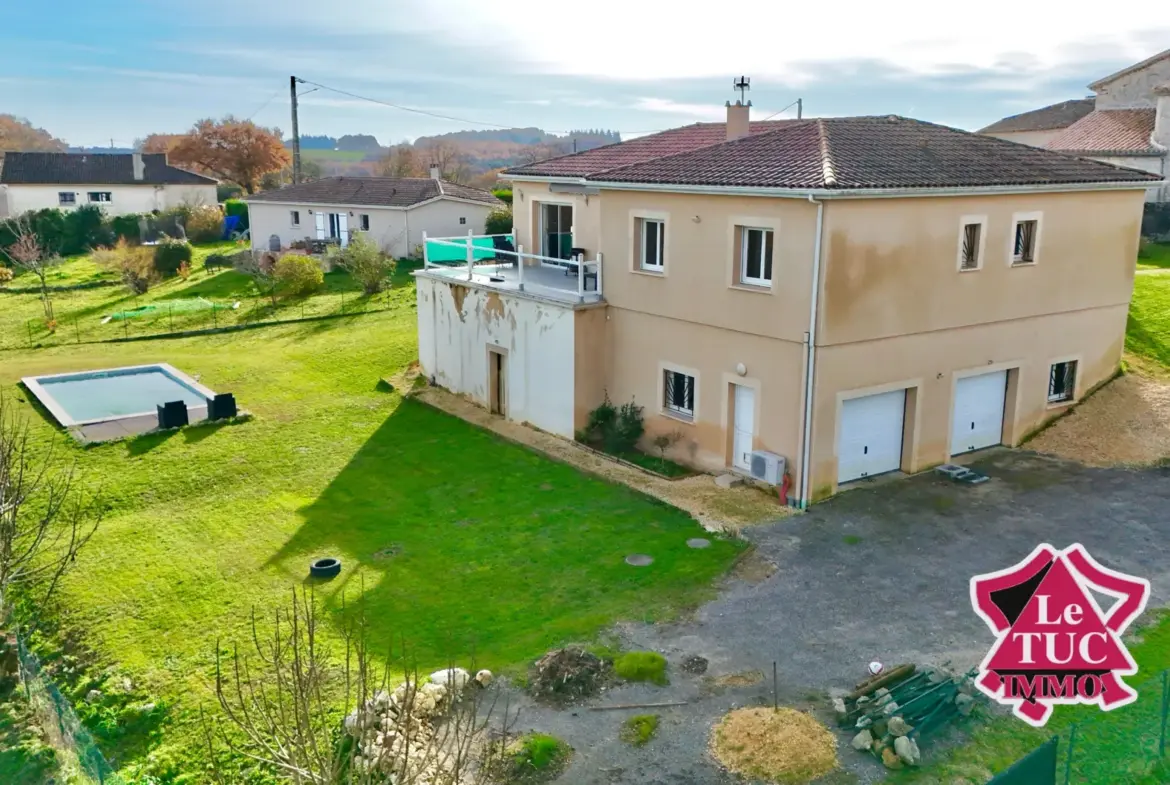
[1,272,741,781]
[0,243,409,350]
[894,613,1170,784]
[1126,274,1170,369]
[1136,242,1170,271]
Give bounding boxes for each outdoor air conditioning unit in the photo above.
[749,451,786,485]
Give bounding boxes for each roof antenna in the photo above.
[733,76,751,104]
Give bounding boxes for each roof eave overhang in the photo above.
[578,178,1163,199]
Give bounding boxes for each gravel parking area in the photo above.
[513,450,1170,785]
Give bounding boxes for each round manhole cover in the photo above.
[687,538,711,549]
[625,554,654,567]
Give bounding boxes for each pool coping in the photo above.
[21,363,218,428]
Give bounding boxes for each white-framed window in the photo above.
[459,216,467,225]
[290,210,301,227]
[639,218,665,271]
[360,214,370,231]
[739,226,774,286]
[663,369,695,419]
[1048,360,1077,403]
[1009,212,1042,266]
[957,215,987,271]
[58,192,76,206]
[87,192,112,203]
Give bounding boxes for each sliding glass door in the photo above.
[540,203,574,262]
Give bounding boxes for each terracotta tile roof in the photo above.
[584,116,1159,190]
[0,152,216,185]
[1045,109,1160,155]
[1089,47,1170,90]
[246,176,502,207]
[979,99,1095,134]
[504,121,797,177]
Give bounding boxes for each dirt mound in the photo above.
[528,647,611,704]
[710,707,839,784]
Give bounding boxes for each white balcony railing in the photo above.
[421,231,603,305]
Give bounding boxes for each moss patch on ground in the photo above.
[614,651,669,686]
[621,714,660,746]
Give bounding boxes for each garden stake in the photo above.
[1064,723,1077,785]
[74,317,79,343]
[169,304,173,332]
[27,320,32,346]
[773,661,778,710]
[1160,669,1168,758]
[123,313,128,338]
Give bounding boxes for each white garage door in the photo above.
[950,371,1007,456]
[838,390,906,484]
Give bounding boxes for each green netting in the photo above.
[425,234,512,263]
[106,298,234,321]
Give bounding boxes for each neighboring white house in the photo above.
[245,172,503,258]
[0,152,218,218]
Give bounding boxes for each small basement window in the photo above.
[290,210,301,227]
[1013,219,1038,264]
[639,218,665,271]
[740,226,774,286]
[87,192,112,203]
[459,216,467,225]
[1048,360,1076,403]
[960,222,982,270]
[360,214,370,231]
[663,369,695,419]
[58,192,76,205]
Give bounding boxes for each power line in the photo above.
[761,99,802,122]
[246,88,283,122]
[295,77,516,130]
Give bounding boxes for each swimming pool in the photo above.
[22,364,217,427]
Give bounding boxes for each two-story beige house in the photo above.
[414,103,1159,506]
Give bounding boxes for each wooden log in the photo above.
[849,664,916,700]
[587,701,688,711]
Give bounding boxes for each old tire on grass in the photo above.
[310,557,342,579]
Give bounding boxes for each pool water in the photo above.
[36,367,209,423]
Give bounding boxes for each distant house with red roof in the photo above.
[982,48,1170,202]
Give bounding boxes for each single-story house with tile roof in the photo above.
[979,99,1095,148]
[0,151,218,218]
[245,172,503,258]
[981,47,1170,202]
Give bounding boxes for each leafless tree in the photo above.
[238,252,280,307]
[0,393,102,614]
[0,217,60,321]
[377,144,424,178]
[204,588,518,785]
[417,141,471,185]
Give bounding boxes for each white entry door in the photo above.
[314,213,326,239]
[732,384,755,471]
[337,213,349,247]
[950,371,1007,455]
[837,389,906,484]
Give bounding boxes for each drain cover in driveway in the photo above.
[625,554,654,566]
[687,538,711,549]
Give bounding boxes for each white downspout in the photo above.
[798,195,825,509]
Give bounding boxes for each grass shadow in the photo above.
[158,270,255,301]
[124,428,179,456]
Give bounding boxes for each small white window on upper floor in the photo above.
[290,210,301,227]
[87,192,112,203]
[739,226,774,286]
[957,215,986,272]
[360,214,370,231]
[1048,360,1077,403]
[459,216,467,225]
[58,192,76,206]
[639,217,665,272]
[1010,212,1042,266]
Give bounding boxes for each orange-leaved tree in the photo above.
[168,117,289,194]
[0,115,66,152]
[137,133,185,155]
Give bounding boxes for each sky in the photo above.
[1,1,1167,148]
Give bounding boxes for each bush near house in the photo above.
[109,214,142,243]
[183,206,224,244]
[152,238,193,276]
[223,199,249,232]
[274,254,324,298]
[325,234,396,294]
[0,267,12,287]
[485,207,513,235]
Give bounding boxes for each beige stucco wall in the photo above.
[1094,58,1170,109]
[510,181,601,260]
[985,129,1064,148]
[806,188,1146,497]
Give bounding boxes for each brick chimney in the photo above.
[726,100,751,141]
[429,164,441,180]
[1154,84,1170,150]
[132,152,145,181]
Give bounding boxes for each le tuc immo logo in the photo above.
[970,544,1150,727]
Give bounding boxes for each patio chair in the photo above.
[493,235,517,267]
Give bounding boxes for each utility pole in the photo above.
[797,98,803,120]
[290,75,302,184]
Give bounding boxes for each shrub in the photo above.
[576,397,644,454]
[613,651,668,685]
[0,266,12,287]
[204,253,232,271]
[491,188,513,205]
[94,239,157,294]
[64,205,112,254]
[223,199,249,231]
[614,401,645,453]
[485,207,513,235]
[620,714,659,746]
[153,237,192,276]
[326,233,396,294]
[485,732,571,783]
[110,214,142,242]
[274,254,323,298]
[184,205,224,243]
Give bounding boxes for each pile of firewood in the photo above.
[832,664,982,770]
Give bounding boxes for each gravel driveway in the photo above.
[512,450,1170,785]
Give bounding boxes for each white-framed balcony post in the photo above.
[517,244,525,292]
[596,251,603,298]
[422,230,431,269]
[465,229,474,281]
[577,251,585,303]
